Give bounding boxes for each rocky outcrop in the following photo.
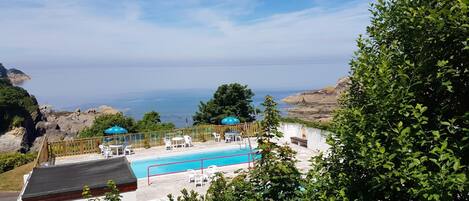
[0,63,31,85]
[7,68,31,85]
[283,77,350,122]
[0,102,120,153]
[0,127,27,153]
[34,105,121,144]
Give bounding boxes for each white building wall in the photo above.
[278,123,331,153]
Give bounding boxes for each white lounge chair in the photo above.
[212,132,221,142]
[184,135,193,147]
[124,145,133,155]
[164,139,172,150]
[187,169,196,182]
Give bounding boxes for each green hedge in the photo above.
[280,117,332,131]
[0,152,36,174]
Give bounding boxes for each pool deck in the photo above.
[54,139,318,200]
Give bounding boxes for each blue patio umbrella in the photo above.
[104,126,128,135]
[221,116,240,125]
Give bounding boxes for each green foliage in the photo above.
[79,113,135,138]
[280,117,331,131]
[249,95,302,200]
[193,83,258,125]
[0,152,36,174]
[170,96,302,201]
[306,0,469,200]
[0,79,39,133]
[82,185,93,200]
[82,180,122,201]
[80,111,175,138]
[135,111,175,132]
[104,180,122,201]
[167,189,204,201]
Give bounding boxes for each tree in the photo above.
[193,83,258,125]
[135,111,175,132]
[249,95,302,200]
[79,113,135,138]
[306,0,468,200]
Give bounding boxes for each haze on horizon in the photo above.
[0,0,372,101]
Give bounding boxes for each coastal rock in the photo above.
[0,63,31,85]
[283,77,350,122]
[7,68,31,85]
[0,63,7,78]
[98,105,120,115]
[35,105,121,142]
[0,127,26,153]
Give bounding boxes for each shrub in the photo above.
[305,0,469,200]
[0,152,36,174]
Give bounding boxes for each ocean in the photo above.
[18,65,344,127]
[67,89,298,127]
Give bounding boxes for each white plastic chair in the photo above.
[184,135,193,147]
[194,174,204,186]
[187,169,196,182]
[212,132,221,142]
[206,165,219,179]
[98,144,105,155]
[225,135,232,143]
[124,145,133,155]
[103,146,112,159]
[165,139,172,150]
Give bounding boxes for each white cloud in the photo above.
[0,0,370,68]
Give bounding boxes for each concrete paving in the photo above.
[0,192,19,201]
[54,139,318,200]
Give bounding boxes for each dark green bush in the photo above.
[0,152,36,174]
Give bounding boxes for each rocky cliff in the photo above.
[0,104,120,153]
[0,63,31,85]
[283,77,350,122]
[30,105,120,150]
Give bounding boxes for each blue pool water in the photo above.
[131,147,258,179]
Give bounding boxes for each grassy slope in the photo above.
[0,162,34,191]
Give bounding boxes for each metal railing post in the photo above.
[201,159,204,174]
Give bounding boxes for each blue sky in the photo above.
[1,0,373,93]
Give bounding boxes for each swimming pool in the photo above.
[131,147,258,179]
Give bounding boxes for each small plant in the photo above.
[82,180,122,201]
[11,116,24,128]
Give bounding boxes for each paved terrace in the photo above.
[55,139,318,200]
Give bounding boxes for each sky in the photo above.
[0,0,373,99]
